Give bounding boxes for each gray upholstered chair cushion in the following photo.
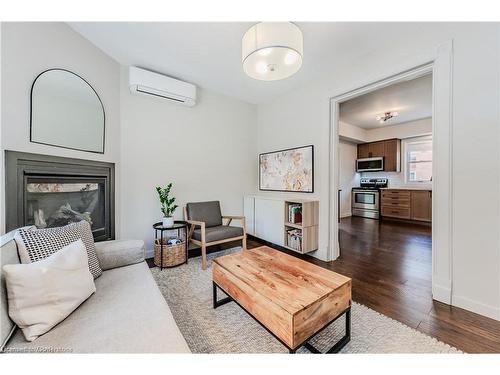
[192,225,243,243]
[186,201,222,228]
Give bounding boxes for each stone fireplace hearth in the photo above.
[5,151,115,241]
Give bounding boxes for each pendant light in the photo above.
[242,22,303,81]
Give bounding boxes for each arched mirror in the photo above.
[30,69,105,153]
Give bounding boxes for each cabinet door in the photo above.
[357,143,370,159]
[410,191,432,222]
[384,139,400,172]
[369,141,385,157]
[254,198,285,246]
[243,196,255,236]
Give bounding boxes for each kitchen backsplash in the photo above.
[361,171,406,187]
[361,171,432,189]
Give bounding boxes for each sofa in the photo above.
[0,229,191,353]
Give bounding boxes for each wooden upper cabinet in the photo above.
[369,141,385,157]
[384,139,401,172]
[410,190,432,222]
[357,138,401,171]
[357,143,370,159]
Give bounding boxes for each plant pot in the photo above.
[162,217,174,228]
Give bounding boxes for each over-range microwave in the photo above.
[356,157,384,172]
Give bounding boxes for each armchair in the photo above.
[184,201,246,270]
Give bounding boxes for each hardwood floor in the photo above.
[247,216,500,353]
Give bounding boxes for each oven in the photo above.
[352,189,380,219]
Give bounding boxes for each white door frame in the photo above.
[328,41,454,304]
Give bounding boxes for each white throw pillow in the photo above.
[3,239,96,342]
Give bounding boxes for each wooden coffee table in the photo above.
[212,246,352,353]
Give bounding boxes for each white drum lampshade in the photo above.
[242,22,303,81]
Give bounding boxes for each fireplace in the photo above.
[5,151,115,241]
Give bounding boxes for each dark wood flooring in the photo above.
[149,216,500,353]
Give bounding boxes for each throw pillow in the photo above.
[14,220,102,279]
[3,239,96,342]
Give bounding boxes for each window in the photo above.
[406,137,432,183]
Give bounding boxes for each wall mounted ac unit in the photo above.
[128,66,197,107]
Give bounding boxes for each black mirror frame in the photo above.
[30,68,106,154]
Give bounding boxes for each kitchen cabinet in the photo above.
[357,138,401,172]
[357,143,370,159]
[369,141,385,158]
[381,189,431,222]
[410,190,432,222]
[381,190,411,219]
[384,139,401,172]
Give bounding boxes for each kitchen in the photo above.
[337,73,433,301]
[339,74,433,224]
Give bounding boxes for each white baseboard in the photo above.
[434,280,500,320]
[452,294,500,321]
[432,283,452,304]
[145,248,154,259]
[340,212,352,218]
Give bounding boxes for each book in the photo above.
[286,228,302,251]
[288,204,302,224]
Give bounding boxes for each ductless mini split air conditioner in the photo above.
[128,66,197,107]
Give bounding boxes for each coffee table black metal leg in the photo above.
[213,282,232,309]
[302,308,351,354]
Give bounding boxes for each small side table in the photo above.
[153,221,189,270]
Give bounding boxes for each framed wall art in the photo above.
[259,145,314,193]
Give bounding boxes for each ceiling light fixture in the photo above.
[376,111,399,124]
[242,22,303,81]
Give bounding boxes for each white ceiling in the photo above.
[339,74,432,129]
[68,22,432,104]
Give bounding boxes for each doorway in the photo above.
[336,71,433,302]
[328,46,454,307]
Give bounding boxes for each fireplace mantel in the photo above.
[5,151,115,241]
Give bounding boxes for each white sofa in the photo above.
[0,230,191,353]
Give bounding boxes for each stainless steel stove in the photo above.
[352,178,388,219]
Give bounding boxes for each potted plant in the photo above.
[156,183,178,228]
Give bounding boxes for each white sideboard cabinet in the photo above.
[244,195,319,253]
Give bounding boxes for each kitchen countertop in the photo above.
[380,187,432,191]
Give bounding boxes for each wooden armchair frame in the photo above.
[184,207,247,270]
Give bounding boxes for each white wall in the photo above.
[257,23,500,319]
[119,67,257,255]
[0,22,121,235]
[339,140,359,217]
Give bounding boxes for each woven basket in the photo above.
[154,239,186,267]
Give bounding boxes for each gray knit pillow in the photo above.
[14,221,102,279]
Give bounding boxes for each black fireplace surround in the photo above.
[5,151,115,242]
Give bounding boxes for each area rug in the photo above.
[150,247,460,353]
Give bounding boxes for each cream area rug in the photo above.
[150,247,460,354]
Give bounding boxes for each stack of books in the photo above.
[288,204,302,224]
[286,229,302,252]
